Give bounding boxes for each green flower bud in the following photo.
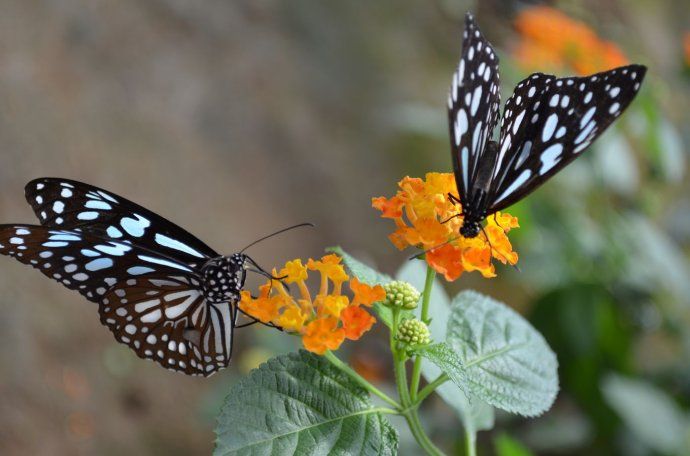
[382,281,421,309]
[397,318,431,346]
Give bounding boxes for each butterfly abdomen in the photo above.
[459,141,498,238]
[474,141,499,192]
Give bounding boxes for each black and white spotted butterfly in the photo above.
[448,13,646,238]
[0,178,301,376]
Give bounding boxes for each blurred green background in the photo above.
[0,1,688,454]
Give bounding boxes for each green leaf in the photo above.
[214,350,398,455]
[443,290,558,417]
[328,246,395,327]
[601,374,689,454]
[328,246,392,286]
[493,433,535,456]
[396,260,494,432]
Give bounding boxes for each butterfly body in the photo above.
[456,140,500,238]
[0,178,259,376]
[201,254,248,304]
[448,14,646,238]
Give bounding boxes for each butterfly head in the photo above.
[459,219,482,238]
[201,254,248,303]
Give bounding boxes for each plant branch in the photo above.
[420,264,436,324]
[391,306,445,456]
[410,264,436,400]
[464,425,477,456]
[415,373,449,405]
[403,408,445,456]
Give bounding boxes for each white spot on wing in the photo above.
[539,144,564,174]
[580,107,596,128]
[155,234,205,258]
[542,114,559,142]
[495,170,531,204]
[138,255,192,272]
[120,214,150,237]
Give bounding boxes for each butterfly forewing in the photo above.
[25,178,217,268]
[448,13,501,202]
[0,224,200,302]
[100,275,234,376]
[488,65,647,212]
[491,73,556,193]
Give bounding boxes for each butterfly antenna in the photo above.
[408,237,458,260]
[240,222,314,253]
[245,256,290,292]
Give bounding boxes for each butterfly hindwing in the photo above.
[101,275,234,376]
[488,65,646,212]
[448,13,501,202]
[490,73,556,196]
[25,178,217,268]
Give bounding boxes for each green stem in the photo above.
[403,408,445,456]
[464,425,477,456]
[420,265,436,324]
[414,373,449,405]
[410,265,436,400]
[324,351,400,409]
[391,306,445,456]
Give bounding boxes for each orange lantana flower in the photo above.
[302,317,345,354]
[513,6,628,75]
[239,254,385,354]
[373,173,519,281]
[341,306,376,340]
[684,32,690,67]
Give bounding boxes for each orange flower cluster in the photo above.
[372,173,519,281]
[684,32,690,67]
[238,254,385,354]
[513,6,628,75]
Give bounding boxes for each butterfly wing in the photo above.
[101,276,234,376]
[489,64,646,212]
[25,178,217,268]
[0,224,233,376]
[448,13,501,204]
[0,224,200,302]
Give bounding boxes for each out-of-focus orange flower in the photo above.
[350,351,386,383]
[372,173,519,281]
[684,32,690,66]
[513,6,628,75]
[239,254,384,354]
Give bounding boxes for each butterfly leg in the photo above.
[235,307,284,331]
[447,193,463,207]
[480,224,521,272]
[440,213,462,224]
[492,213,508,233]
[234,319,259,329]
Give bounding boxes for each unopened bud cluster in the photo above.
[397,318,431,346]
[382,281,420,310]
